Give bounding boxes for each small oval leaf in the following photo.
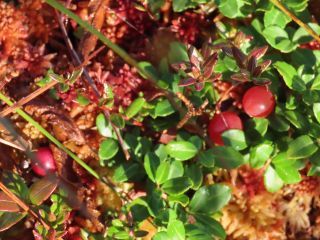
[287,135,318,160]
[125,97,146,119]
[166,141,198,161]
[0,192,20,212]
[189,184,231,214]
[98,138,119,160]
[29,175,58,206]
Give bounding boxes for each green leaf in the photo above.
[96,113,112,137]
[113,163,142,182]
[168,42,189,64]
[153,232,170,240]
[210,146,245,169]
[168,194,189,207]
[2,171,29,201]
[249,142,274,168]
[293,23,320,44]
[263,26,297,52]
[311,75,320,90]
[264,7,291,28]
[310,149,320,166]
[114,231,130,239]
[274,164,301,184]
[110,113,125,129]
[167,160,184,180]
[193,214,227,239]
[154,99,175,117]
[167,219,185,240]
[221,129,247,150]
[287,135,318,159]
[0,212,27,232]
[185,164,203,190]
[264,165,284,193]
[137,61,158,80]
[198,149,215,168]
[29,175,58,206]
[284,110,308,129]
[215,0,246,18]
[0,192,20,212]
[161,177,193,195]
[245,118,269,140]
[125,97,146,119]
[98,138,119,160]
[156,161,170,184]
[189,184,231,214]
[313,103,320,124]
[76,94,89,106]
[274,61,306,91]
[269,114,290,132]
[284,0,308,12]
[166,141,198,161]
[172,0,194,12]
[144,152,160,182]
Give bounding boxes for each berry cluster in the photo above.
[208,85,275,145]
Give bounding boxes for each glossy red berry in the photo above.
[208,111,243,145]
[32,147,57,177]
[242,86,275,118]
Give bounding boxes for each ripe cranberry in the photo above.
[208,112,243,145]
[32,147,57,177]
[242,86,275,118]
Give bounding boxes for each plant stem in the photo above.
[0,92,100,180]
[269,0,320,43]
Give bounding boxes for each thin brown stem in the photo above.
[269,0,320,43]
[0,81,58,117]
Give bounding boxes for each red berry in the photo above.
[32,147,57,177]
[242,86,275,118]
[208,112,243,145]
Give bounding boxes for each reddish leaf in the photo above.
[0,212,27,232]
[29,175,58,206]
[213,73,223,81]
[178,78,196,87]
[234,32,247,47]
[252,77,272,85]
[0,192,20,212]
[247,56,257,74]
[195,82,204,91]
[231,72,250,82]
[232,47,246,68]
[221,47,233,57]
[203,53,218,79]
[252,60,272,77]
[188,46,202,68]
[201,39,213,59]
[171,62,192,71]
[248,46,268,60]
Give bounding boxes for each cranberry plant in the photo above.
[1,0,320,239]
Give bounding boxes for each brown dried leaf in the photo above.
[25,104,85,144]
[79,0,109,58]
